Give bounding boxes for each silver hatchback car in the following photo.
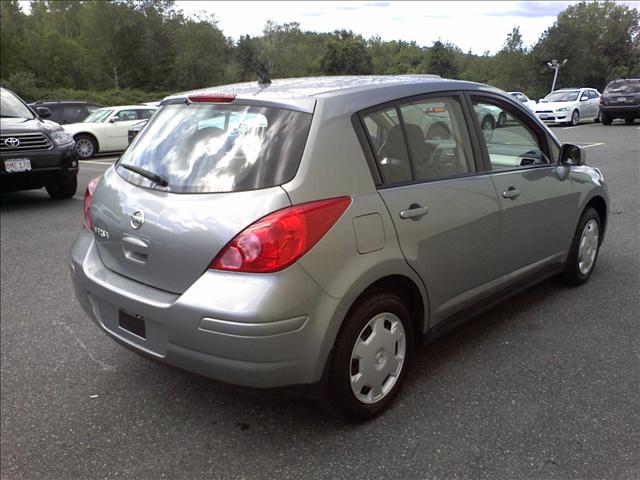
[70,76,608,420]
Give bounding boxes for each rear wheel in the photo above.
[328,291,414,421]
[625,117,635,125]
[562,207,601,285]
[594,111,601,123]
[46,174,77,199]
[601,112,612,125]
[570,109,580,126]
[74,134,97,160]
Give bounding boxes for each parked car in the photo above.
[599,78,639,125]
[127,120,148,144]
[28,100,102,125]
[508,91,537,110]
[64,105,157,159]
[534,88,601,126]
[71,76,608,420]
[1,87,78,198]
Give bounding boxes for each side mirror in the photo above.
[36,106,51,118]
[108,117,117,123]
[580,96,588,102]
[559,143,585,166]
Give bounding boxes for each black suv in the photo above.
[1,87,78,198]
[600,78,640,125]
[28,99,102,125]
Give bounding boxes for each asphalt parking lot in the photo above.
[1,121,638,479]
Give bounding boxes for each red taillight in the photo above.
[211,197,352,273]
[83,176,100,230]
[188,92,236,103]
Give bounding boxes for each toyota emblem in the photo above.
[4,137,20,148]
[130,210,145,230]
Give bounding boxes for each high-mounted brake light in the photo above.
[188,93,236,103]
[83,176,101,231]
[211,197,352,273]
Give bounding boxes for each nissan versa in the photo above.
[70,76,608,420]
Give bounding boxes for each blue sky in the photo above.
[175,0,640,54]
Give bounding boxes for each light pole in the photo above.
[547,59,567,93]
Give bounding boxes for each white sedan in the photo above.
[534,88,601,126]
[508,91,537,110]
[64,105,157,159]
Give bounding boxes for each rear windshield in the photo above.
[604,79,640,94]
[116,103,312,193]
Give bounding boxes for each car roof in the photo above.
[97,105,157,110]
[32,100,102,105]
[165,75,503,113]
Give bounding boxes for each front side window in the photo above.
[138,109,156,120]
[362,96,474,184]
[117,103,312,193]
[472,98,550,170]
[113,110,138,122]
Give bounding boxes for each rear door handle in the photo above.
[399,204,428,219]
[502,187,521,199]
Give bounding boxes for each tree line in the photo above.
[1,0,638,105]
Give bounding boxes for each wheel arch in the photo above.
[73,132,100,153]
[585,195,608,242]
[343,274,427,347]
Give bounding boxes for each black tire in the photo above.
[46,174,77,199]
[625,117,635,125]
[74,134,97,159]
[601,112,612,125]
[594,111,601,123]
[570,109,580,126]
[328,291,414,421]
[497,112,506,128]
[562,207,601,286]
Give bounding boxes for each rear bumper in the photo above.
[69,229,342,388]
[600,105,640,117]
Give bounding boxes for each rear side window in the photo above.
[604,79,640,94]
[117,103,312,193]
[361,96,474,184]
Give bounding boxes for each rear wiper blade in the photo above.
[119,163,169,187]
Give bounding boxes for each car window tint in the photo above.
[398,97,474,181]
[62,106,89,123]
[114,110,138,122]
[137,109,155,120]
[361,106,412,184]
[472,98,550,170]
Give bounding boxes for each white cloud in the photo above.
[175,0,638,53]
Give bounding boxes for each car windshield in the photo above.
[116,103,312,193]
[542,91,579,102]
[0,89,34,119]
[604,79,640,94]
[84,108,113,123]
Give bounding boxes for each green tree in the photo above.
[320,30,372,75]
[423,41,460,78]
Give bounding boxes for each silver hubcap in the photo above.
[578,219,599,275]
[76,139,93,157]
[572,111,579,125]
[350,312,406,404]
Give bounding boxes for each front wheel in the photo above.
[497,112,506,128]
[46,174,77,199]
[74,134,97,160]
[328,291,414,421]
[570,109,580,126]
[481,115,495,141]
[562,207,601,285]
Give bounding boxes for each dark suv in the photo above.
[600,78,640,125]
[28,100,102,125]
[1,87,78,198]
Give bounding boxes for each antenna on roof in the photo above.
[237,53,272,89]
